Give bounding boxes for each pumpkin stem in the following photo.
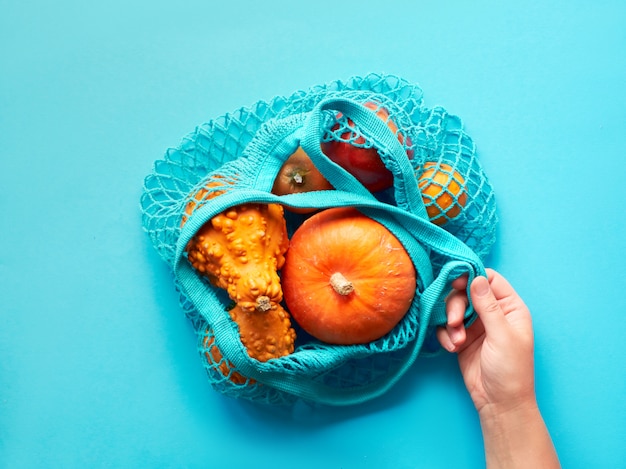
[255,295,272,312]
[330,272,354,296]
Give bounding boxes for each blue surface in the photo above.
[1,1,625,468]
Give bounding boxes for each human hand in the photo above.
[438,269,561,468]
[437,269,536,414]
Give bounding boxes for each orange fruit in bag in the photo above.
[418,162,468,225]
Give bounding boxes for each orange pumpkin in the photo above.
[281,207,416,345]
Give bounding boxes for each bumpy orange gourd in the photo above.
[229,303,296,362]
[186,202,289,312]
[418,162,468,226]
[281,207,417,345]
[184,179,296,383]
[202,303,296,383]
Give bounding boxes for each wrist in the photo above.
[478,398,539,427]
[478,400,560,469]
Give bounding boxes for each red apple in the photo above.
[320,101,413,192]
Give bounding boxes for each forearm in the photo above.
[479,402,560,469]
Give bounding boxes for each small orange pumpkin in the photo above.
[281,207,417,345]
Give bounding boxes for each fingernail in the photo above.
[450,328,463,345]
[474,276,490,297]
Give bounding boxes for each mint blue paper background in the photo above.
[1,1,625,467]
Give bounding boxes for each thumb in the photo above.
[470,276,507,337]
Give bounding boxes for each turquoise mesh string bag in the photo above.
[141,73,498,406]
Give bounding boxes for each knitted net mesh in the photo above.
[141,73,497,405]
